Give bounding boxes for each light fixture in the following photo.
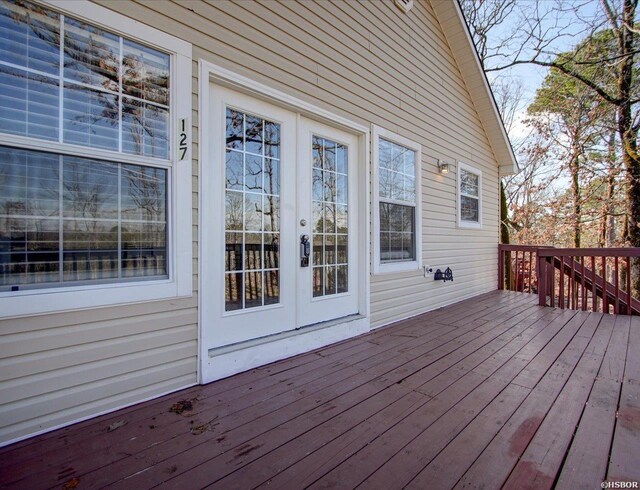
[438,160,450,174]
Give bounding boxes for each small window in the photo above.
[458,162,482,228]
[373,126,421,274]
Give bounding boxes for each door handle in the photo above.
[300,234,310,267]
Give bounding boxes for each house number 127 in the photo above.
[178,118,189,161]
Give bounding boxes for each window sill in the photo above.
[0,279,191,319]
[458,221,483,229]
[374,260,421,275]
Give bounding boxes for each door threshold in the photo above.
[208,313,364,357]
[201,314,369,383]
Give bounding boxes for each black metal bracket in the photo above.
[434,267,454,282]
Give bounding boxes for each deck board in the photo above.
[607,315,640,483]
[1,291,638,490]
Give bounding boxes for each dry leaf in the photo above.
[107,420,127,432]
[62,477,79,489]
[169,399,194,414]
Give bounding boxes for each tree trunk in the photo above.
[570,151,581,248]
[600,129,617,250]
[618,0,640,294]
[500,181,512,289]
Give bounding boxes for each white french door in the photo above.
[202,86,359,351]
[297,118,359,326]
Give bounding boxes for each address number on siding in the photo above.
[178,118,189,161]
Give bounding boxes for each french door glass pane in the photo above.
[224,108,281,311]
[312,135,347,297]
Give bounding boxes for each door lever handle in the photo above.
[300,234,310,267]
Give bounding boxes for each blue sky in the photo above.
[481,0,606,140]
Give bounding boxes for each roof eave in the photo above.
[430,0,520,176]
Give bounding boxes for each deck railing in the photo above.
[498,244,640,315]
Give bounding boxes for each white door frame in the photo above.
[198,61,371,383]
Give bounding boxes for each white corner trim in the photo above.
[457,161,483,229]
[371,125,423,275]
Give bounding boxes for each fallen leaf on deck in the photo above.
[62,477,79,489]
[190,416,218,435]
[190,422,210,435]
[107,420,127,432]
[169,398,194,414]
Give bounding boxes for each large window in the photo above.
[0,0,191,315]
[457,162,482,228]
[373,126,421,274]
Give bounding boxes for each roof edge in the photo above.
[431,0,520,176]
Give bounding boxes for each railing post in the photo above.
[537,249,546,306]
[498,245,504,290]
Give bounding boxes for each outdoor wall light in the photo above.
[438,160,451,174]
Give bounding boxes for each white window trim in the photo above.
[372,126,422,275]
[0,0,193,318]
[457,161,483,229]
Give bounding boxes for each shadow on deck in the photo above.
[1,290,639,489]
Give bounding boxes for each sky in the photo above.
[479,0,605,142]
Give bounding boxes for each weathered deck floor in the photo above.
[1,290,639,489]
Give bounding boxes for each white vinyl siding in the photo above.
[94,0,500,329]
[0,0,502,446]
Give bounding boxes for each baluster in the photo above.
[498,247,504,290]
[537,250,545,307]
[591,256,597,312]
[510,249,514,291]
[549,256,555,308]
[528,251,533,293]
[627,256,632,315]
[510,251,515,291]
[559,255,565,309]
[580,256,586,310]
[602,256,608,313]
[615,256,620,314]
[571,255,575,308]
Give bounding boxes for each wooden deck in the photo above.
[1,290,639,489]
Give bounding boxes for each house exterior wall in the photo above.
[0,0,501,446]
